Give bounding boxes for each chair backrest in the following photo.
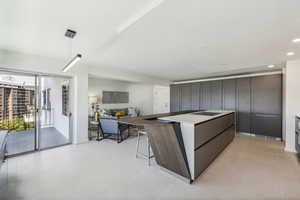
[99,118,119,134]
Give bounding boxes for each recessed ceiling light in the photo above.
[287,52,295,56]
[293,38,300,43]
[268,65,275,68]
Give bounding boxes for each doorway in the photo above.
[0,71,72,156]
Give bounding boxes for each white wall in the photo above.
[153,85,170,114]
[128,84,154,115]
[88,78,131,110]
[88,78,158,115]
[284,60,300,152]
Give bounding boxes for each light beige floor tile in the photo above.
[0,134,299,200]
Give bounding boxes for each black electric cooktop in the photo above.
[192,111,221,116]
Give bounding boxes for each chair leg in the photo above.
[147,136,151,166]
[136,131,140,158]
[117,132,120,143]
[120,132,123,142]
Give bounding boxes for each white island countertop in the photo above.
[158,110,234,125]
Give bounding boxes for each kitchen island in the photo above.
[119,110,235,183]
[157,111,235,182]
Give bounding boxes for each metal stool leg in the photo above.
[136,130,141,158]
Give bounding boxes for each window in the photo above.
[42,89,51,110]
[62,84,69,116]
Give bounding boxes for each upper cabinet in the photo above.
[210,81,223,110]
[191,83,200,110]
[170,74,282,138]
[180,84,192,111]
[251,75,282,115]
[236,78,251,133]
[200,82,211,110]
[222,79,236,111]
[170,85,181,112]
[236,78,251,113]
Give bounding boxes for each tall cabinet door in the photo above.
[223,79,236,110]
[251,75,282,138]
[180,84,192,111]
[210,81,223,110]
[236,78,251,133]
[170,85,181,112]
[191,83,200,110]
[199,82,211,110]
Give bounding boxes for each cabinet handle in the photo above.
[255,114,278,118]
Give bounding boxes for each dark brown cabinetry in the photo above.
[251,75,282,115]
[250,75,282,138]
[170,74,282,139]
[180,84,192,111]
[210,81,223,110]
[170,85,181,112]
[191,83,200,110]
[236,78,251,133]
[200,82,211,110]
[222,79,236,110]
[251,113,281,138]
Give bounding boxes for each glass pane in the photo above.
[39,76,71,149]
[0,73,36,156]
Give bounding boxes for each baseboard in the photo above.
[284,146,297,153]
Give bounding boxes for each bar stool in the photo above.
[136,129,154,166]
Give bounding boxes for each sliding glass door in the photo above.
[37,76,71,150]
[0,70,72,156]
[0,72,37,156]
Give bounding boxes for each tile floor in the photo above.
[0,134,299,200]
[6,127,69,156]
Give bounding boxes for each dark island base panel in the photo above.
[145,123,191,180]
[194,126,235,178]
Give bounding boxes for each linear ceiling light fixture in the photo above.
[62,29,82,72]
[62,54,82,72]
[287,52,295,56]
[292,38,300,43]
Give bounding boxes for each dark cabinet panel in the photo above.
[251,75,282,115]
[251,113,282,138]
[222,79,236,110]
[170,85,181,112]
[210,81,222,110]
[237,112,251,133]
[236,78,251,112]
[170,74,282,139]
[200,82,211,110]
[191,83,200,110]
[236,78,251,133]
[180,84,192,111]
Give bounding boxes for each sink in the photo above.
[192,111,221,116]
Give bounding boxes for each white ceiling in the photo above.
[1,0,300,81]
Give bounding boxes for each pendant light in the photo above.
[62,29,82,72]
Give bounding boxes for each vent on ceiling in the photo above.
[65,29,77,38]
